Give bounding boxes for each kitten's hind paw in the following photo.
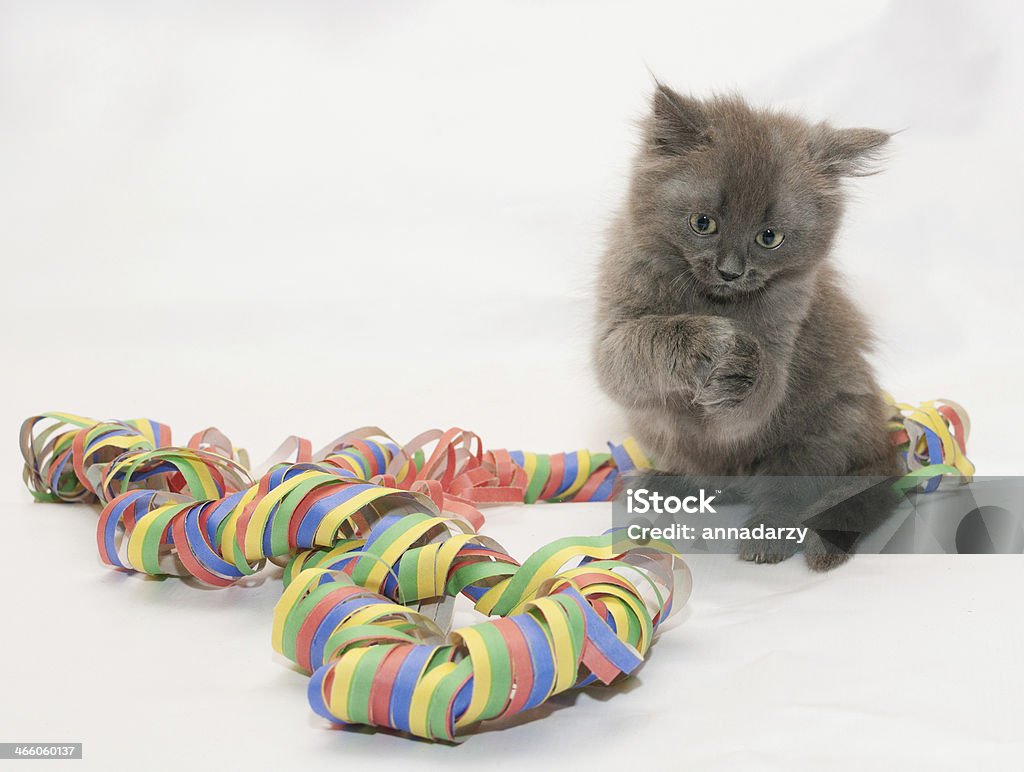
[737,518,799,564]
[803,532,852,572]
[805,552,850,572]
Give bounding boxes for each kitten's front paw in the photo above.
[737,517,799,564]
[692,330,761,411]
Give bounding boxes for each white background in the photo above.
[1,1,1022,769]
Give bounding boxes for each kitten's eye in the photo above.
[755,228,785,249]
[689,213,718,235]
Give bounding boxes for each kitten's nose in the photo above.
[717,267,743,282]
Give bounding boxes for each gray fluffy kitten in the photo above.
[593,85,900,571]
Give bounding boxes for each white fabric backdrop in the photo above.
[2,1,1022,769]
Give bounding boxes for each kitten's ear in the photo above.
[810,125,891,177]
[649,84,710,155]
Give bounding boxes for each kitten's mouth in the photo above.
[703,282,745,301]
[703,277,764,301]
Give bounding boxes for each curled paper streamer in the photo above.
[276,536,686,740]
[19,411,679,740]
[17,400,969,740]
[885,396,974,493]
[20,414,653,532]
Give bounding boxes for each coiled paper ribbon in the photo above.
[17,399,970,740]
[885,396,974,493]
[19,412,683,740]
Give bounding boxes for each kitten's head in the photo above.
[629,85,889,300]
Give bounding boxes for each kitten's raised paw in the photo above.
[692,331,761,412]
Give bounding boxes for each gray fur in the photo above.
[593,86,899,571]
